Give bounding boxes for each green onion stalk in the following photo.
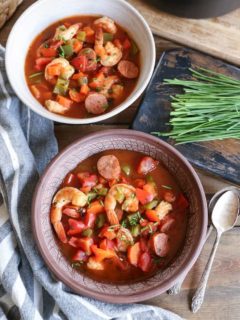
[152,68,240,144]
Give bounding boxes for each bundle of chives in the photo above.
[153,68,240,144]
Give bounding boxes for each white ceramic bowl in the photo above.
[6,0,155,124]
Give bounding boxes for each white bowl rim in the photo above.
[5,0,156,124]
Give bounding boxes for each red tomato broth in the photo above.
[25,16,140,119]
[51,150,189,284]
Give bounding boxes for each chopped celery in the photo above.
[130,40,139,55]
[81,228,93,237]
[103,33,113,44]
[77,31,86,42]
[29,72,43,79]
[127,212,141,226]
[61,44,73,58]
[131,225,141,237]
[87,192,98,203]
[97,187,108,196]
[96,214,106,228]
[145,200,158,210]
[146,175,154,183]
[53,78,69,95]
[121,164,131,176]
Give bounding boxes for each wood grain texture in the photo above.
[128,0,240,66]
[132,48,240,185]
[0,1,239,318]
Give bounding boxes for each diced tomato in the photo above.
[34,57,53,71]
[99,239,116,250]
[40,47,57,57]
[163,191,176,203]
[71,55,87,72]
[137,156,159,175]
[176,193,189,211]
[99,176,107,185]
[56,95,73,108]
[127,242,141,267]
[91,244,115,262]
[72,250,88,262]
[69,237,93,255]
[62,173,79,187]
[139,238,149,252]
[99,226,116,240]
[145,209,159,222]
[87,200,104,215]
[134,179,146,188]
[123,38,131,50]
[84,212,97,228]
[80,173,98,188]
[138,252,151,272]
[136,188,154,205]
[69,90,86,103]
[119,174,129,184]
[108,179,118,188]
[143,183,158,198]
[140,218,148,227]
[67,219,85,236]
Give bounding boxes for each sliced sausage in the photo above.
[160,217,176,233]
[97,155,121,180]
[150,232,170,257]
[79,48,97,72]
[118,60,139,79]
[85,93,108,115]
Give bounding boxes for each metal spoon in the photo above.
[167,187,240,295]
[191,190,239,313]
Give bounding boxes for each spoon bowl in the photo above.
[211,190,239,233]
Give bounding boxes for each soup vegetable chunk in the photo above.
[50,151,189,283]
[25,16,140,118]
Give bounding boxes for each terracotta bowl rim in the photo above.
[32,129,208,303]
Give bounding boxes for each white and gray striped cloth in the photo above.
[0,45,182,320]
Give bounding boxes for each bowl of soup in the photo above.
[6,0,155,124]
[32,130,207,303]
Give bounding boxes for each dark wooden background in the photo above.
[0,1,239,319]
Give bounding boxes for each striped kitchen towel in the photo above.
[0,45,182,320]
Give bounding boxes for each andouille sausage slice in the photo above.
[97,155,121,180]
[85,93,108,115]
[118,60,139,79]
[150,232,170,257]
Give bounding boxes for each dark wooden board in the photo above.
[132,48,240,185]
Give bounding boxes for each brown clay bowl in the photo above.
[32,129,207,303]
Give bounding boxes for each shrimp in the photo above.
[45,58,74,82]
[45,100,69,115]
[155,201,172,220]
[94,28,122,67]
[50,187,88,243]
[104,184,139,225]
[94,16,117,34]
[99,75,119,97]
[54,23,80,41]
[101,42,122,67]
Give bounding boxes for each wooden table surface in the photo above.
[0,2,239,319]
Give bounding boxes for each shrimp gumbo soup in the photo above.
[50,150,189,283]
[25,16,140,118]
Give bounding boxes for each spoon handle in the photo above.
[191,232,221,313]
[168,225,214,295]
